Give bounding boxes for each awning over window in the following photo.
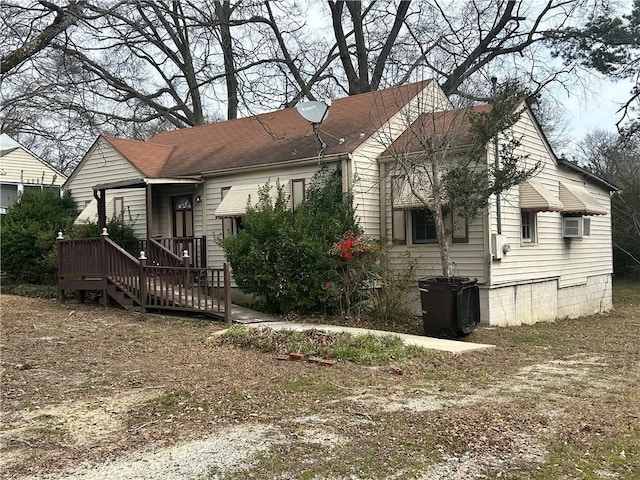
[519,181,564,212]
[559,182,607,215]
[214,184,279,217]
[74,198,98,224]
[392,180,433,209]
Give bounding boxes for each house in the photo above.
[62,80,616,326]
[0,134,67,214]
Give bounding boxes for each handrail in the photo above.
[57,235,229,322]
[103,237,142,304]
[137,235,207,268]
[147,238,183,267]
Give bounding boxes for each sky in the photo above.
[561,76,635,142]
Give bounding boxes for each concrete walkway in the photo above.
[224,306,494,353]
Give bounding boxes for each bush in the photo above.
[220,166,358,314]
[0,283,60,298]
[1,189,78,284]
[70,218,139,255]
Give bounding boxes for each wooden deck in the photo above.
[57,234,231,322]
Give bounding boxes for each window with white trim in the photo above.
[221,187,242,237]
[521,211,536,243]
[291,179,305,210]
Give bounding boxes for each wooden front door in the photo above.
[172,195,194,256]
[172,195,194,237]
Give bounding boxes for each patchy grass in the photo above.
[1,279,639,479]
[219,325,421,365]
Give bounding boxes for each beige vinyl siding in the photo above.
[64,138,147,238]
[488,110,613,288]
[203,162,338,272]
[351,82,452,238]
[383,174,487,282]
[0,148,65,186]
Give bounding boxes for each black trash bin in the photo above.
[418,276,480,338]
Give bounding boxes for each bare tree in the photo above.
[1,0,617,174]
[579,130,640,273]
[0,0,88,75]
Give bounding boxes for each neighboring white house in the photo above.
[0,134,67,214]
[63,81,617,326]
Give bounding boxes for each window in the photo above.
[221,187,242,237]
[0,184,18,213]
[521,211,536,242]
[291,179,305,210]
[113,197,124,221]
[412,209,437,244]
[583,217,591,236]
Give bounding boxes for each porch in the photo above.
[57,230,232,322]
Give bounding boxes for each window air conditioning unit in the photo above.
[562,216,583,238]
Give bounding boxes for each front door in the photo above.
[172,195,194,256]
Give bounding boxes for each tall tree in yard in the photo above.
[579,130,640,275]
[2,0,622,173]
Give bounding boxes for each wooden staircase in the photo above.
[57,234,231,322]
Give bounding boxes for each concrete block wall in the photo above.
[557,274,613,319]
[479,274,611,326]
[407,273,612,328]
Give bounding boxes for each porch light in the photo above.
[139,251,147,260]
[182,250,190,259]
[195,195,202,203]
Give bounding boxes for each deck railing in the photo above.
[57,232,230,322]
[127,236,207,268]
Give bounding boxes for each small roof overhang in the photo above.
[92,177,202,190]
[559,182,607,215]
[519,181,564,212]
[215,184,279,217]
[392,180,433,209]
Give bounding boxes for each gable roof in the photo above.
[381,104,493,157]
[104,80,432,178]
[103,136,174,177]
[0,133,67,182]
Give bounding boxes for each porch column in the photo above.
[95,189,107,231]
[145,183,153,240]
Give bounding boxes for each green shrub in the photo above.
[0,283,60,298]
[220,166,358,314]
[1,189,77,284]
[70,218,139,255]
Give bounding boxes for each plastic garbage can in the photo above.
[418,276,480,338]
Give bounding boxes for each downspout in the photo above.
[379,162,389,270]
[491,76,502,234]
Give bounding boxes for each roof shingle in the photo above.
[105,80,432,178]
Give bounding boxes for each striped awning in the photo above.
[559,182,607,215]
[519,181,564,212]
[215,184,279,217]
[392,179,433,209]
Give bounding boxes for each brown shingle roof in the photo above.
[382,104,493,157]
[103,136,174,177]
[121,80,431,177]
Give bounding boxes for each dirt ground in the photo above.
[1,283,639,479]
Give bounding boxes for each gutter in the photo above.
[200,153,350,178]
[557,157,619,192]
